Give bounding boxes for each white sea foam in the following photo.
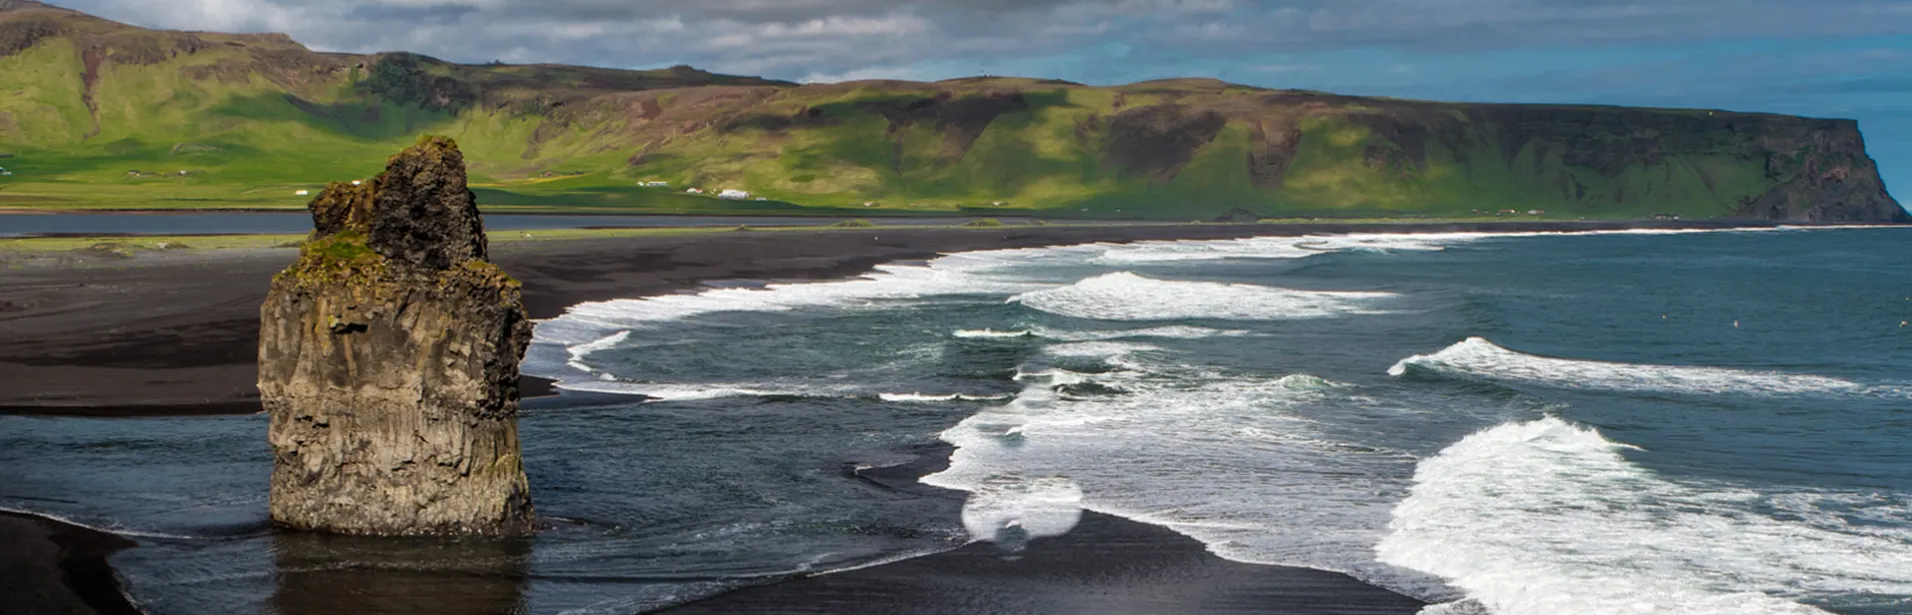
[956,474,1085,545]
[877,393,1013,403]
[1010,367,1095,385]
[533,247,1056,377]
[1047,325,1252,340]
[1091,237,1318,263]
[0,507,209,542]
[1089,233,1464,265]
[924,363,1431,590]
[552,380,853,402]
[1378,417,1912,615]
[1041,340,1159,358]
[1388,337,1885,397]
[538,225,1846,351]
[1010,272,1397,321]
[1082,226,1852,268]
[542,255,1046,343]
[952,328,1037,339]
[565,330,632,371]
[1272,373,1344,391]
[953,325,1251,341]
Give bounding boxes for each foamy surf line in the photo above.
[539,224,1850,331]
[1380,417,1912,615]
[532,225,1888,389]
[552,380,860,402]
[920,362,1443,601]
[1079,224,1891,267]
[0,505,225,542]
[1010,272,1398,321]
[1390,337,1906,398]
[879,393,1014,403]
[954,326,1252,341]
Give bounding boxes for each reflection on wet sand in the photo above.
[271,531,532,615]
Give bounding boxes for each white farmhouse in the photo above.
[642,181,670,187]
[685,188,705,194]
[718,189,750,200]
[295,189,310,196]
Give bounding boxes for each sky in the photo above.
[51,0,1912,196]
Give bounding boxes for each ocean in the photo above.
[3,226,1910,614]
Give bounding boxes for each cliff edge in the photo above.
[0,5,1901,220]
[259,136,534,536]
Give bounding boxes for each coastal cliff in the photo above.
[0,2,1902,221]
[258,136,534,536]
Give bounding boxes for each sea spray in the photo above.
[1009,271,1398,321]
[1390,337,1883,398]
[1377,417,1912,615]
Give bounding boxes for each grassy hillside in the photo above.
[0,0,1901,221]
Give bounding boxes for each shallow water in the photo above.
[3,226,1910,614]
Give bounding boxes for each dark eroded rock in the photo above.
[260,136,533,536]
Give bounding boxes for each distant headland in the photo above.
[0,0,1902,222]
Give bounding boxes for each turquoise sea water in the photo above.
[3,227,1909,614]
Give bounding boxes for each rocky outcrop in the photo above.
[1736,121,1908,222]
[259,136,533,536]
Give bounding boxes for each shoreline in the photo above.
[651,440,1425,614]
[0,219,1874,415]
[0,511,143,615]
[0,219,1877,417]
[662,511,1426,615]
[3,219,1894,614]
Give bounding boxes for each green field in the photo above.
[0,2,1895,221]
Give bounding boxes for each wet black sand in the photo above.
[662,444,1425,614]
[0,511,142,615]
[665,512,1425,615]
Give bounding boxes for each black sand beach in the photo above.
[0,219,1786,414]
[0,511,141,615]
[663,443,1426,615]
[0,219,1804,614]
[666,511,1426,615]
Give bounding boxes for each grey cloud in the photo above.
[42,0,1912,82]
[341,4,481,24]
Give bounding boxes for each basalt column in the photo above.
[259,136,534,535]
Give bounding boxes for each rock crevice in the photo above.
[259,136,533,536]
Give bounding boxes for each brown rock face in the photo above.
[259,136,534,536]
[1736,121,1909,222]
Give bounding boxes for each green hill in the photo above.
[0,0,1902,221]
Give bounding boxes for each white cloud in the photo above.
[798,65,936,83]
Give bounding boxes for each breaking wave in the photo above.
[1379,418,1912,615]
[551,381,856,402]
[923,361,1432,592]
[877,393,1014,403]
[953,325,1251,341]
[952,328,1037,339]
[1089,233,1468,265]
[1009,272,1397,321]
[1388,337,1890,397]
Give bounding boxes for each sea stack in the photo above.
[259,136,534,535]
